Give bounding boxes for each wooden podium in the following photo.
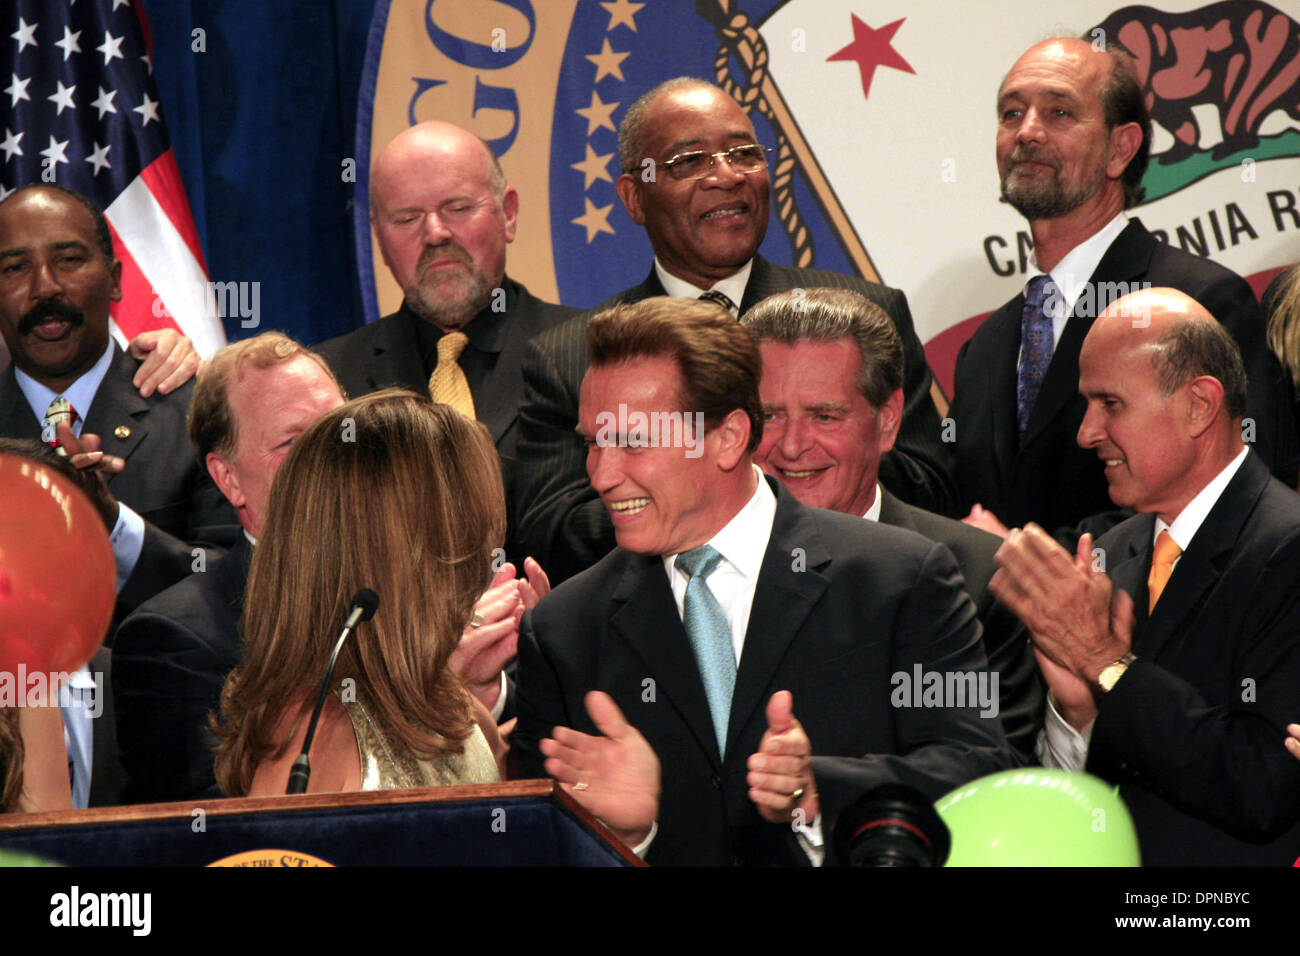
[0,780,643,866]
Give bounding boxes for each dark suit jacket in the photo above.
[112,537,252,803]
[0,345,239,620]
[517,478,1013,866]
[951,219,1298,533]
[877,489,1042,763]
[1085,453,1300,865]
[86,645,126,807]
[513,255,955,582]
[315,276,577,562]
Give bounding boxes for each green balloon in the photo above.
[935,768,1140,866]
[0,848,60,867]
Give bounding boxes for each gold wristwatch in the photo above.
[1096,652,1136,693]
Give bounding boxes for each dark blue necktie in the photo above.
[1017,274,1059,435]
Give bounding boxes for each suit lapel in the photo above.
[607,553,724,766]
[1021,221,1155,449]
[739,255,780,314]
[726,483,832,759]
[1137,454,1267,659]
[983,304,1022,482]
[367,306,430,397]
[1106,515,1153,636]
[80,347,151,474]
[0,368,42,440]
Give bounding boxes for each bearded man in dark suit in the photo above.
[952,37,1296,540]
[315,121,577,562]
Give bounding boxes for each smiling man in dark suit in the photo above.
[0,185,237,617]
[514,78,955,583]
[952,37,1296,539]
[516,297,1011,866]
[0,185,237,808]
[315,121,575,561]
[742,288,1042,762]
[992,287,1300,865]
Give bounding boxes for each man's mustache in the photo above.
[18,300,84,335]
[416,242,472,273]
[1007,148,1058,170]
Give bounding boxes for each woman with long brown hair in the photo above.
[213,390,507,796]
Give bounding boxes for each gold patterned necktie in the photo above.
[42,397,79,455]
[1147,529,1183,612]
[428,331,476,419]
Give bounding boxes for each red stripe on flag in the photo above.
[108,223,182,341]
[136,1,155,54]
[139,152,209,273]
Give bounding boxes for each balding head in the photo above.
[997,37,1148,224]
[369,121,518,330]
[1077,288,1247,522]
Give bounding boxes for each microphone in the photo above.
[831,782,951,867]
[285,589,379,795]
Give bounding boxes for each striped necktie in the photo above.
[42,397,79,454]
[698,289,737,315]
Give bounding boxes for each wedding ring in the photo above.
[573,782,589,791]
[469,611,484,628]
[790,786,805,801]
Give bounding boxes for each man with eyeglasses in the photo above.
[513,77,955,582]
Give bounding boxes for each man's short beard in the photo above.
[1000,165,1103,221]
[405,270,494,330]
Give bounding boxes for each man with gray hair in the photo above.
[743,288,1041,761]
[992,287,1300,864]
[513,77,955,583]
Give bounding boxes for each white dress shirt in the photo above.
[1039,446,1250,769]
[654,258,752,316]
[659,468,825,863]
[1021,212,1129,353]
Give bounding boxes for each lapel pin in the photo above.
[114,426,131,440]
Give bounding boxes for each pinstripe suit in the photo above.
[512,256,955,582]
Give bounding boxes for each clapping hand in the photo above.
[541,691,659,848]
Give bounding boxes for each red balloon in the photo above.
[0,453,115,684]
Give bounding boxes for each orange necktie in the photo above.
[1147,529,1182,613]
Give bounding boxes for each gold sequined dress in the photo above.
[340,689,499,790]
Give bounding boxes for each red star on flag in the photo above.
[827,15,915,99]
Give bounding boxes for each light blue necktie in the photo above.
[676,544,736,755]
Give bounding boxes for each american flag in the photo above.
[1,0,224,357]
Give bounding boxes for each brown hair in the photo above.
[588,297,764,452]
[1088,39,1151,209]
[212,390,506,796]
[742,288,903,408]
[188,331,340,462]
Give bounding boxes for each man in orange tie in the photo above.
[991,286,1300,865]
